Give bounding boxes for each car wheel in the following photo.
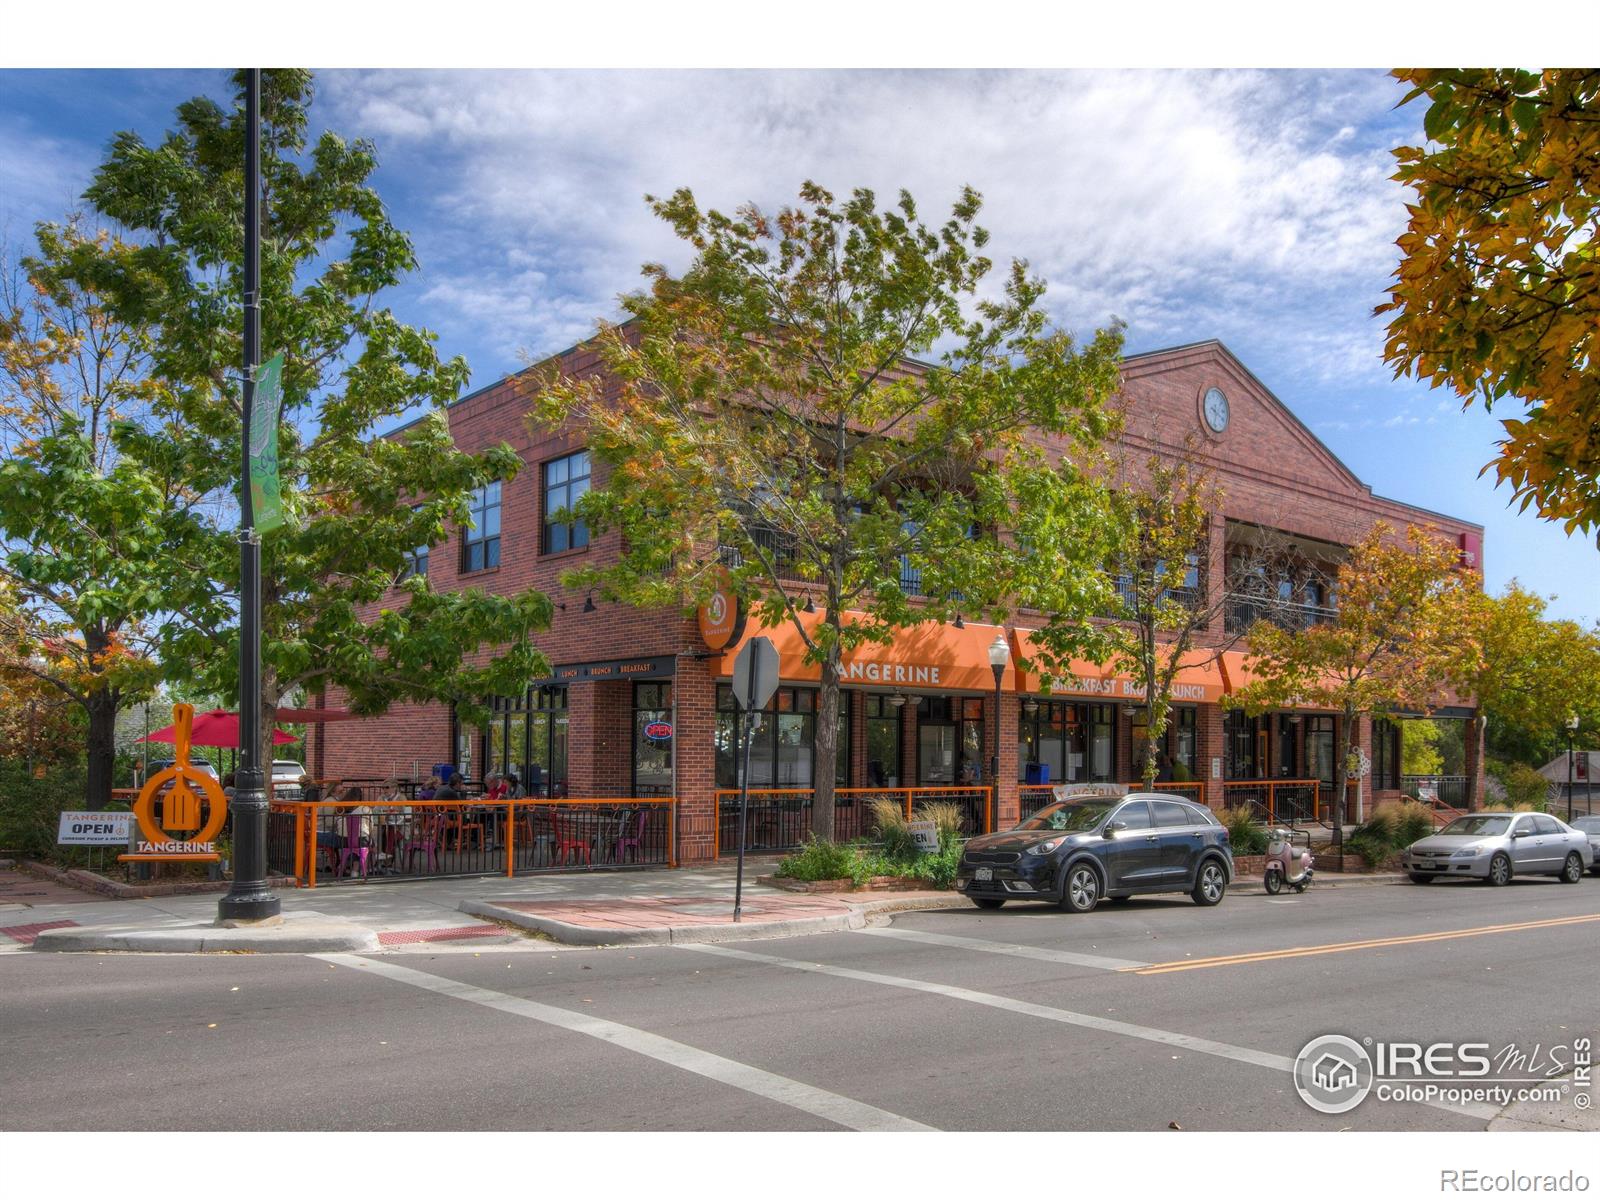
[1192,859,1227,906]
[1559,853,1583,884]
[1408,873,1435,884]
[1264,869,1282,895]
[971,897,1005,910]
[1486,853,1512,887]
[1059,863,1100,913]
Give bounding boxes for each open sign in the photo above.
[643,721,673,742]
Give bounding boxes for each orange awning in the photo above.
[1217,649,1341,713]
[716,610,1019,693]
[1008,629,1227,704]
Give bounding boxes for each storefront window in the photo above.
[865,695,901,787]
[1172,707,1197,780]
[1305,715,1336,787]
[1373,717,1400,790]
[916,696,987,784]
[1088,704,1113,781]
[1275,714,1300,778]
[716,685,842,789]
[1225,710,1257,779]
[1018,700,1108,783]
[633,682,673,796]
[459,685,567,795]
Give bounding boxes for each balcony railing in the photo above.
[718,523,798,574]
[1224,594,1338,636]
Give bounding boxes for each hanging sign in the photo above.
[120,703,226,862]
[248,352,285,533]
[697,568,746,651]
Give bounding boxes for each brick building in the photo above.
[309,337,1485,863]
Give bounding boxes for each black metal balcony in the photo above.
[1224,593,1338,635]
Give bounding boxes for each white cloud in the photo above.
[320,68,1419,374]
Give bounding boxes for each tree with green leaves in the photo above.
[529,182,1125,840]
[1379,69,1600,536]
[0,223,185,807]
[1457,581,1600,771]
[1093,436,1322,789]
[1228,523,1479,846]
[47,69,552,756]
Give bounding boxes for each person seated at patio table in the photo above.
[504,772,522,798]
[483,772,509,801]
[418,770,443,800]
[435,771,466,801]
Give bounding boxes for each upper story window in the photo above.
[404,504,429,579]
[461,482,502,572]
[543,450,590,554]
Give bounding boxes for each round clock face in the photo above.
[1202,387,1230,433]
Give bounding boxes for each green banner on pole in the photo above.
[248,353,285,533]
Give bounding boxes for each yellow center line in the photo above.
[1125,912,1600,975]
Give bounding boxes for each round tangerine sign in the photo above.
[131,703,228,854]
[697,568,744,651]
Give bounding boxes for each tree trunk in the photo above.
[84,686,118,811]
[814,650,840,842]
[1333,706,1356,851]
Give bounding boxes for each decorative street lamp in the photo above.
[988,633,1011,832]
[1567,713,1580,822]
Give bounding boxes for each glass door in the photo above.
[919,724,956,784]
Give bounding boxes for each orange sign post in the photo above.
[120,703,227,863]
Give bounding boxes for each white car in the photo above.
[1403,812,1593,885]
[271,760,306,799]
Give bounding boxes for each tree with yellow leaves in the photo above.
[1379,70,1600,535]
[1228,524,1481,846]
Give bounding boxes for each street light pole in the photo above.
[988,634,1010,835]
[1567,714,1580,823]
[219,69,279,923]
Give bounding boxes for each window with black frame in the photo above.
[633,682,673,796]
[1225,709,1257,779]
[1275,714,1301,778]
[543,450,590,553]
[1172,707,1197,780]
[403,504,429,579]
[461,481,501,572]
[1373,717,1400,791]
[716,685,836,789]
[865,694,901,787]
[1305,715,1337,788]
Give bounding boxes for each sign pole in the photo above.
[219,68,279,923]
[733,691,756,922]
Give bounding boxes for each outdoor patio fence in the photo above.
[266,797,676,887]
[711,786,992,857]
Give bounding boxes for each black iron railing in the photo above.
[712,786,992,856]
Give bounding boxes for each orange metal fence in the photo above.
[1217,779,1324,825]
[710,786,993,857]
[1017,780,1207,820]
[268,796,677,887]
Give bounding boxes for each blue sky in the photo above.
[3,66,1597,623]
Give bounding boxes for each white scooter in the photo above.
[1263,827,1314,894]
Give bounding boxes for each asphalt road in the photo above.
[3,876,1597,1132]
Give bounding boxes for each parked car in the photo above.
[146,758,219,780]
[956,793,1234,913]
[271,760,306,800]
[1567,816,1600,875]
[1402,812,1592,885]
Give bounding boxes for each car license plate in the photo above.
[974,867,993,882]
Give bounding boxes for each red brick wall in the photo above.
[314,338,1485,860]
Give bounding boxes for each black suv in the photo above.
[956,793,1234,912]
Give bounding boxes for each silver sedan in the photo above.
[1402,812,1593,886]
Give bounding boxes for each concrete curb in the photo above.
[462,899,870,946]
[1233,873,1409,894]
[31,919,380,954]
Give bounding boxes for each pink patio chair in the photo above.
[397,812,445,873]
[336,813,370,880]
[613,809,648,864]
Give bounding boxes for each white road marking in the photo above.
[858,925,1149,970]
[681,943,1499,1122]
[313,952,934,1132]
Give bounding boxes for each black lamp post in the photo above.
[1567,714,1580,823]
[219,68,280,923]
[988,633,1010,834]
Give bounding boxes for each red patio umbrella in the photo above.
[142,708,299,747]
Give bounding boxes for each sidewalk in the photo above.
[0,860,1407,953]
[0,861,960,953]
